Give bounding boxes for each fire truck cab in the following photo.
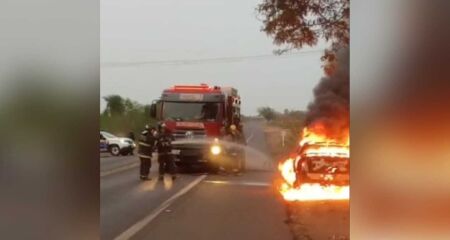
[150,84,243,169]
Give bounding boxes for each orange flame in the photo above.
[299,123,349,158]
[303,145,349,158]
[278,158,297,186]
[299,124,349,147]
[278,158,350,201]
[280,182,349,201]
[278,125,350,202]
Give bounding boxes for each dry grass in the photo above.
[264,116,304,161]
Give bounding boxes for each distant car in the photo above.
[100,131,136,156]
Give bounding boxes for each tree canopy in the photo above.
[101,95,155,135]
[257,0,349,63]
[103,95,125,116]
[258,106,278,121]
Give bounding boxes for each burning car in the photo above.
[277,49,349,201]
[278,126,350,202]
[294,142,349,187]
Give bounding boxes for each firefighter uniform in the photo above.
[138,127,156,180]
[225,124,245,174]
[156,127,176,180]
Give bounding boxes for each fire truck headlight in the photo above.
[210,145,222,155]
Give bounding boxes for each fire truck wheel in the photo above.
[175,163,189,173]
[208,163,220,174]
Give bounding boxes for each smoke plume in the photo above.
[305,48,349,142]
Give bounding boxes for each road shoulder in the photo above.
[131,171,292,240]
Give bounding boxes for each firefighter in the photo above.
[224,124,245,175]
[138,125,156,180]
[156,123,177,181]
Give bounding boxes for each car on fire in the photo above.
[149,84,245,171]
[294,142,349,187]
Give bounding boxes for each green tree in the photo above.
[257,0,349,65]
[286,110,306,120]
[124,98,146,116]
[101,95,156,136]
[143,104,151,117]
[258,107,278,121]
[103,95,125,116]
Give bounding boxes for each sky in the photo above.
[101,0,327,115]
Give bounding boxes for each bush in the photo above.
[100,95,156,137]
[257,106,278,121]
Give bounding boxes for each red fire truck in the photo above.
[150,84,243,169]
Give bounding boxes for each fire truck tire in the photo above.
[208,163,220,174]
[175,162,189,173]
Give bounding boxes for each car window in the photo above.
[101,132,116,139]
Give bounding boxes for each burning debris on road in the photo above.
[278,48,350,202]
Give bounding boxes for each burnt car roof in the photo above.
[298,142,349,158]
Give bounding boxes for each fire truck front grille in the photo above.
[173,129,206,139]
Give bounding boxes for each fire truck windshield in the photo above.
[162,102,221,121]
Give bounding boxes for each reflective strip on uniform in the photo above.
[138,154,152,159]
[158,153,172,156]
[139,142,152,147]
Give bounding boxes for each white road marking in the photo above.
[100,162,139,177]
[204,180,271,187]
[114,174,207,240]
[246,132,254,143]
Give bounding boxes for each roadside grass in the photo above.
[264,115,305,161]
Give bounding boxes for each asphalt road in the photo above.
[100,120,291,240]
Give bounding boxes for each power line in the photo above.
[101,49,325,68]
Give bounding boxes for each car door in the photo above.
[100,134,108,152]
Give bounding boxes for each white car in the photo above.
[100,131,136,156]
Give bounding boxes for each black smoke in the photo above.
[305,48,349,142]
